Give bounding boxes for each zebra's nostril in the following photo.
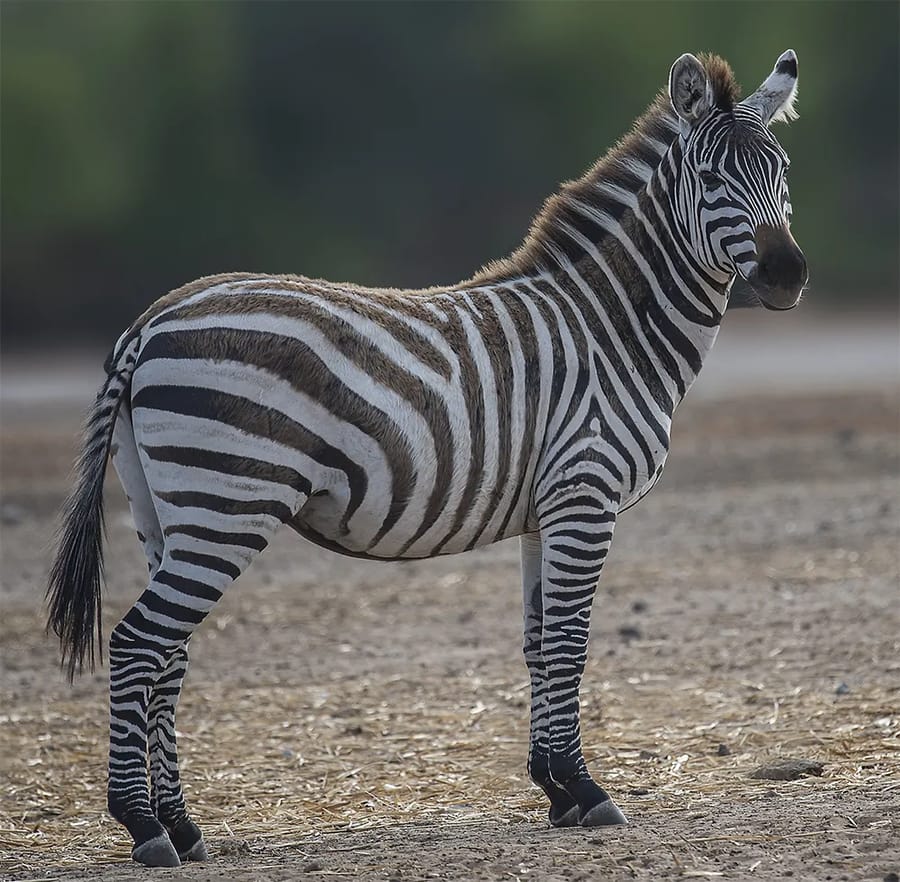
[758,248,806,288]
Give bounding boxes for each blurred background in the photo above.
[2,0,898,349]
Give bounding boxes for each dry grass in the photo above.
[2,668,898,875]
[2,381,897,878]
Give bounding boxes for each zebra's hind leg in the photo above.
[147,639,208,862]
[112,408,207,860]
[520,535,579,827]
[110,412,181,866]
[107,514,286,865]
[108,430,307,864]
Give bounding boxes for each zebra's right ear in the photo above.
[668,53,714,131]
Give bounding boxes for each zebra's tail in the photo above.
[47,333,141,681]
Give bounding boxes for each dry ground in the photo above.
[1,314,899,881]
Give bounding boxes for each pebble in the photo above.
[749,758,825,781]
[835,682,850,695]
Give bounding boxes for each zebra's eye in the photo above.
[700,171,724,190]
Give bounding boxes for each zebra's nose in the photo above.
[755,224,808,292]
[757,241,808,291]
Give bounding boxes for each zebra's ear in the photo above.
[668,53,714,131]
[740,50,799,126]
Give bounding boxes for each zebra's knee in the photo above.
[109,619,151,660]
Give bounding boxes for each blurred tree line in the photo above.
[2,1,897,346]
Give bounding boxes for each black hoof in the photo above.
[180,837,208,862]
[167,818,207,862]
[549,803,581,827]
[132,832,181,867]
[579,798,628,827]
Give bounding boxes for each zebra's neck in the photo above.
[534,210,729,412]
[486,188,731,412]
[470,98,732,409]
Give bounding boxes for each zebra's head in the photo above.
[667,50,808,310]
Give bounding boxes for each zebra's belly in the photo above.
[292,486,525,560]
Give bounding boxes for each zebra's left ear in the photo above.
[669,53,714,132]
[740,49,799,126]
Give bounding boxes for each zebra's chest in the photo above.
[585,409,672,511]
[620,452,668,511]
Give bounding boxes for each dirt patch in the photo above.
[1,368,898,881]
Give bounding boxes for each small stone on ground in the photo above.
[749,759,825,781]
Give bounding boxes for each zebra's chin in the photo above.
[743,273,805,311]
[760,297,801,312]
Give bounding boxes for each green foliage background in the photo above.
[2,1,898,345]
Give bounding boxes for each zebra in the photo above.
[47,50,806,867]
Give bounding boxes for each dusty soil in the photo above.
[1,315,899,881]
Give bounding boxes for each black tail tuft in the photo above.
[47,366,130,681]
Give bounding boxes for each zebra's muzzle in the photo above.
[746,223,808,310]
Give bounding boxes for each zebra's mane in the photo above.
[470,54,740,286]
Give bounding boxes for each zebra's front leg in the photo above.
[147,639,207,862]
[521,533,580,827]
[539,512,627,827]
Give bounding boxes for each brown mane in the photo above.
[468,54,740,285]
[701,53,742,110]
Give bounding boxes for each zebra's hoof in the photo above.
[168,818,208,862]
[579,798,628,827]
[179,836,208,862]
[132,832,181,867]
[548,803,581,828]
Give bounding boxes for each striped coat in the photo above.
[47,50,805,866]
